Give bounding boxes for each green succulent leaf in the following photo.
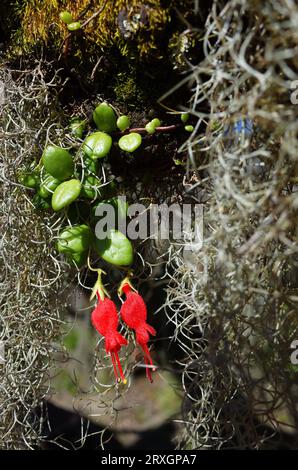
[67,21,81,31]
[93,102,117,133]
[181,113,189,124]
[59,11,73,25]
[57,224,93,254]
[117,115,131,132]
[39,174,60,199]
[42,145,74,180]
[52,179,81,211]
[82,132,112,159]
[94,229,133,266]
[81,175,101,199]
[118,133,142,152]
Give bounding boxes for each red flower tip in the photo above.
[135,324,156,383]
[105,331,127,384]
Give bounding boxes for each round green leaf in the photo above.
[57,224,93,254]
[185,125,194,132]
[108,197,128,221]
[145,123,156,134]
[117,115,130,131]
[52,179,81,211]
[145,118,160,134]
[94,229,133,266]
[151,118,161,128]
[181,113,189,124]
[93,197,128,223]
[82,132,112,159]
[93,102,117,133]
[67,21,81,31]
[59,11,73,24]
[42,145,74,180]
[39,174,60,199]
[118,133,142,153]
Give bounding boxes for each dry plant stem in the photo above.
[114,125,181,136]
[130,125,179,134]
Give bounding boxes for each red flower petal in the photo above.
[91,294,127,383]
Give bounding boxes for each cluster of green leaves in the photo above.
[60,11,81,32]
[18,103,132,267]
[19,102,192,269]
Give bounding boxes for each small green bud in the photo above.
[181,113,189,124]
[67,22,81,31]
[145,118,161,134]
[185,125,194,132]
[19,172,39,189]
[117,115,131,132]
[151,118,161,128]
[145,123,156,134]
[118,133,142,153]
[59,11,73,25]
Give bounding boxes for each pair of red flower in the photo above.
[90,271,156,384]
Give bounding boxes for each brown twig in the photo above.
[114,124,181,136]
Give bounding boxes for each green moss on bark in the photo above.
[9,0,193,61]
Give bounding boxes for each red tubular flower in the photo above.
[90,269,127,384]
[119,277,156,382]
